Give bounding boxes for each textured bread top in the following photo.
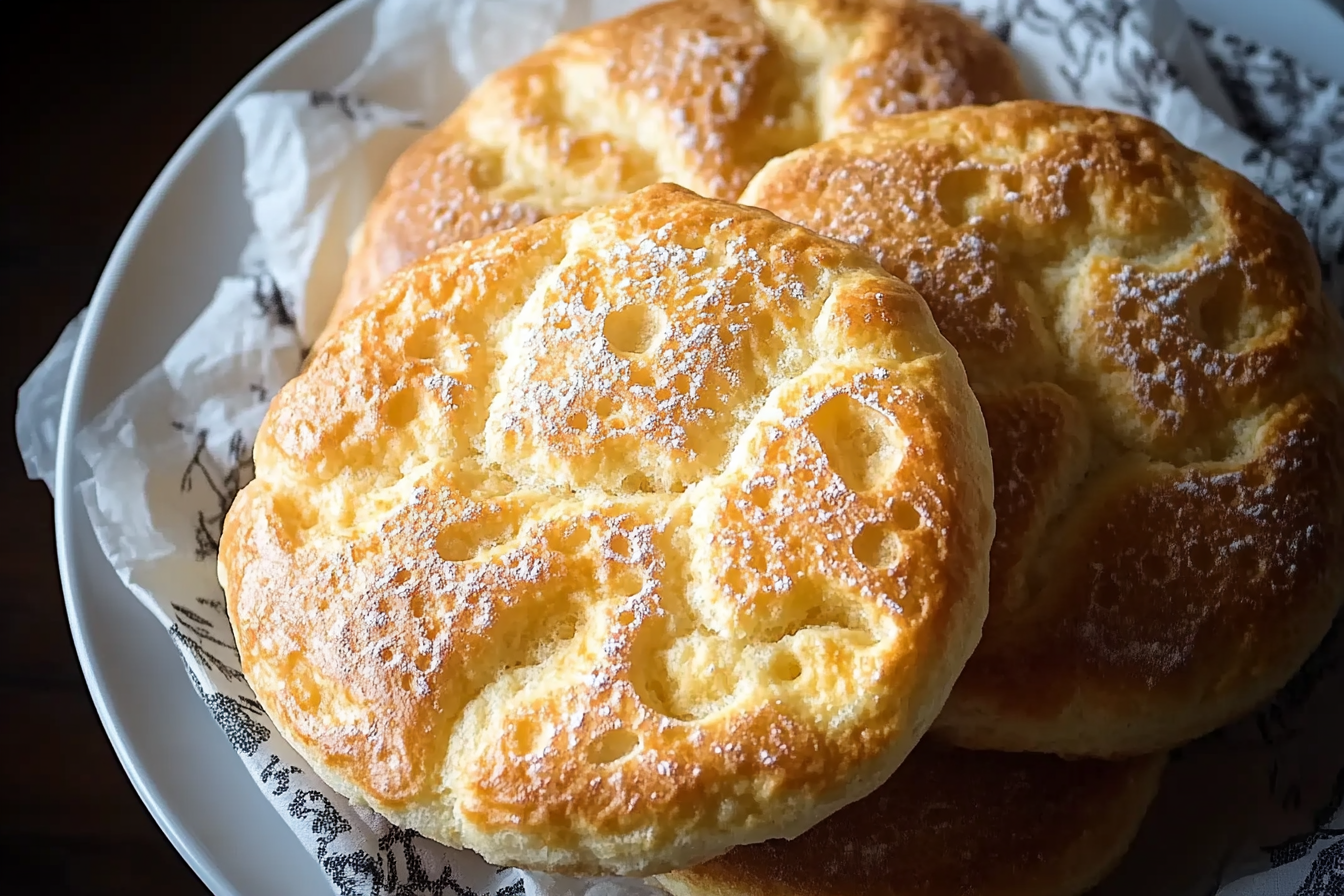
[741,101,1344,757]
[659,743,1166,896]
[325,0,1022,339]
[220,185,995,874]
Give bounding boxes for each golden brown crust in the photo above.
[658,743,1167,896]
[739,100,1344,756]
[220,185,995,874]
[323,0,1022,341]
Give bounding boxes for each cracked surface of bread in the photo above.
[658,743,1166,896]
[740,100,1344,757]
[325,0,1022,341]
[219,185,995,874]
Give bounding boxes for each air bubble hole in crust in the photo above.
[615,572,644,598]
[604,303,663,354]
[1141,553,1171,583]
[463,150,504,191]
[935,165,990,227]
[437,530,476,562]
[770,578,875,641]
[621,473,652,493]
[810,394,902,492]
[512,719,540,755]
[852,522,902,569]
[385,389,419,428]
[770,652,803,682]
[549,525,589,555]
[436,520,517,563]
[891,500,921,531]
[632,653,732,722]
[554,616,578,641]
[404,320,440,362]
[1187,542,1213,571]
[589,729,639,764]
[897,70,923,93]
[1192,270,1251,351]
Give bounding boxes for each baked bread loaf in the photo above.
[220,185,996,874]
[740,100,1344,757]
[323,0,1023,342]
[658,743,1166,896]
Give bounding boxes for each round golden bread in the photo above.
[740,100,1344,757]
[325,0,1022,340]
[658,743,1167,896]
[220,185,996,875]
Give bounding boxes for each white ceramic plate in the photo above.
[53,1,1344,894]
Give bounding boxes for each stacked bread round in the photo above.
[220,0,1344,892]
[660,744,1168,896]
[324,0,1023,339]
[221,184,996,875]
[741,101,1344,758]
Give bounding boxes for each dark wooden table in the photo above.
[2,4,340,893]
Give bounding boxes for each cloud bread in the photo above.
[325,0,1022,342]
[219,185,996,874]
[740,100,1344,757]
[658,743,1166,896]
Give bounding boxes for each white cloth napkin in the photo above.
[16,1,1344,894]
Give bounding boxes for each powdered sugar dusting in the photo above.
[483,205,837,492]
